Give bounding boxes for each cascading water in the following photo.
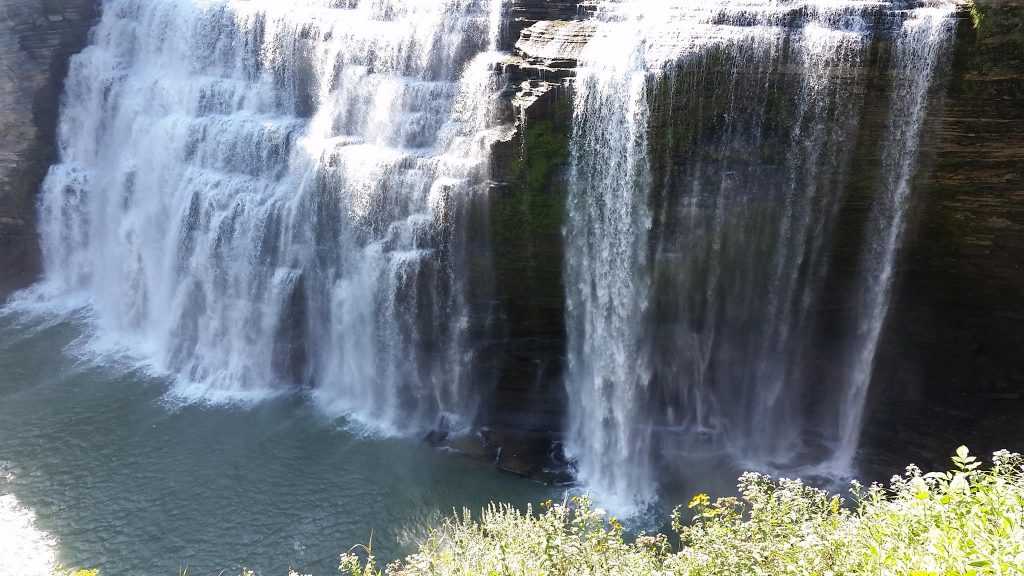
[564,5,657,509]
[22,0,962,519]
[836,3,957,468]
[564,0,958,513]
[35,0,506,434]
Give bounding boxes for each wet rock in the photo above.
[875,0,1024,405]
[424,428,450,447]
[445,430,500,461]
[506,0,594,51]
[0,0,100,299]
[486,428,555,478]
[424,415,456,447]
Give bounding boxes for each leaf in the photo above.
[957,446,971,460]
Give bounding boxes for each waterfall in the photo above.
[25,0,962,515]
[36,0,505,434]
[564,3,658,510]
[835,3,957,469]
[564,0,957,513]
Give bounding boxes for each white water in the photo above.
[564,0,957,513]
[835,3,957,469]
[35,0,505,434]
[564,4,657,511]
[0,494,58,576]
[23,0,961,519]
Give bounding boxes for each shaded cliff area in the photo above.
[0,0,98,298]
[863,0,1024,471]
[885,0,1024,401]
[478,0,1024,478]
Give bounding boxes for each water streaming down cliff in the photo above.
[22,0,964,517]
[836,4,957,468]
[564,1,658,511]
[564,0,957,512]
[36,0,506,434]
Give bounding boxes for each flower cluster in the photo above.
[343,448,1024,576]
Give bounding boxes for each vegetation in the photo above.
[967,0,987,32]
[62,448,1024,576]
[342,448,1024,576]
[493,118,570,246]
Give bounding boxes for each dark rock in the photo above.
[869,0,1024,429]
[480,0,1024,479]
[0,0,100,300]
[424,428,450,447]
[476,428,562,481]
[505,0,593,51]
[424,415,455,447]
[444,430,500,461]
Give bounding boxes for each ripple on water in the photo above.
[0,310,560,575]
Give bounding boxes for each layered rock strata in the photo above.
[477,0,1024,480]
[0,0,99,298]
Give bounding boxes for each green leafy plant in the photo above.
[342,448,1024,576]
[967,0,987,31]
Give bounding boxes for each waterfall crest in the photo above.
[37,0,505,433]
[26,0,963,515]
[564,0,957,513]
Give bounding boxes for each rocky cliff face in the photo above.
[861,0,1024,470]
[480,0,1024,477]
[0,0,98,298]
[885,0,1024,399]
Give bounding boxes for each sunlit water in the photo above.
[562,0,957,514]
[0,308,556,575]
[38,0,507,436]
[0,493,58,576]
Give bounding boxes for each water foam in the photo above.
[0,494,59,576]
[37,0,507,432]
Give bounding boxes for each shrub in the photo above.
[342,448,1024,576]
[967,0,987,31]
